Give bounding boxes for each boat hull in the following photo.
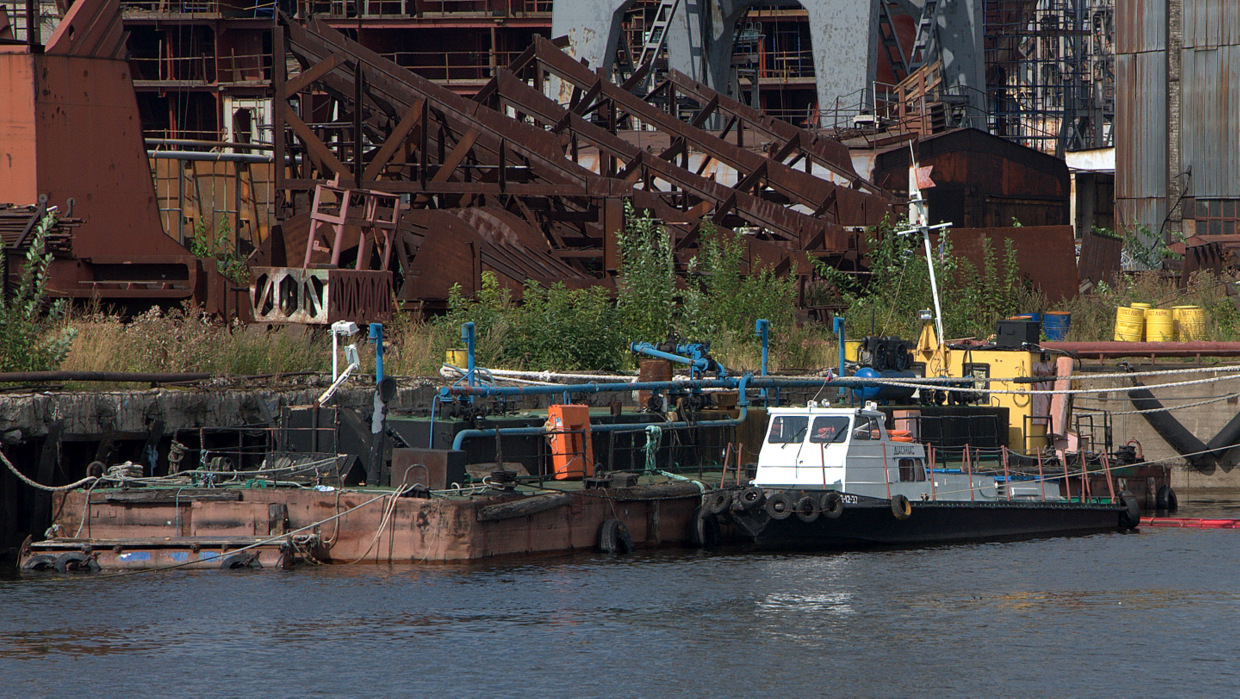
[731,496,1131,551]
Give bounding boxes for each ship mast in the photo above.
[897,145,952,349]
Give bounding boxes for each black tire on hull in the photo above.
[766,491,794,520]
[891,494,912,520]
[688,508,721,548]
[794,495,819,523]
[54,552,100,573]
[737,486,766,511]
[598,518,635,554]
[1119,493,1141,530]
[20,554,57,572]
[221,552,263,569]
[820,491,844,519]
[1156,485,1179,513]
[705,490,731,515]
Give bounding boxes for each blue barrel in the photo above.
[854,367,917,403]
[1044,312,1071,341]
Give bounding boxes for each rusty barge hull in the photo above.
[26,483,701,569]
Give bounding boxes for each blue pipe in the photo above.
[441,374,868,400]
[451,376,754,451]
[832,315,846,401]
[369,323,385,383]
[755,319,769,377]
[462,322,476,389]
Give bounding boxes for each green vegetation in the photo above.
[190,218,250,285]
[0,214,77,372]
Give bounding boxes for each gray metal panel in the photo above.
[1115,52,1167,200]
[1115,198,1168,237]
[1116,0,1167,55]
[1180,44,1240,197]
[1183,0,1240,50]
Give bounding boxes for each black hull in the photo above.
[734,498,1130,551]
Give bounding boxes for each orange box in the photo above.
[547,404,595,480]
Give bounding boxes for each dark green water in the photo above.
[2,496,1238,697]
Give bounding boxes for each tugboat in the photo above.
[706,401,1141,550]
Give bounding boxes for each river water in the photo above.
[3,495,1238,697]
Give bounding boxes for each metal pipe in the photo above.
[630,342,697,367]
[145,138,274,151]
[1040,341,1240,358]
[0,371,210,383]
[442,374,855,399]
[147,151,273,164]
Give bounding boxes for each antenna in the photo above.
[896,143,951,349]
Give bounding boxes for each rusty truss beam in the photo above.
[263,15,896,315]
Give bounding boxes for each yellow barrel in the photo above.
[1130,302,1152,310]
[1145,308,1174,341]
[1129,303,1151,340]
[1114,306,1144,342]
[446,348,469,365]
[1174,305,1206,341]
[844,340,862,363]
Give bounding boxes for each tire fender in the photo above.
[891,494,912,520]
[54,552,100,573]
[221,552,263,570]
[820,491,844,519]
[597,518,635,554]
[794,495,820,523]
[765,491,795,520]
[687,508,720,548]
[705,490,732,515]
[21,554,58,573]
[1119,493,1141,530]
[736,486,766,512]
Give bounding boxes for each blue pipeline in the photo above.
[451,376,753,451]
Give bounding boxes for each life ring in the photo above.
[888,430,915,443]
[20,554,58,573]
[891,494,912,520]
[1119,493,1141,530]
[736,486,766,511]
[687,508,720,548]
[220,552,263,570]
[794,495,819,523]
[597,518,635,554]
[54,552,100,573]
[765,491,795,520]
[820,491,844,519]
[705,490,732,515]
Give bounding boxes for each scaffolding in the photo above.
[983,0,1114,155]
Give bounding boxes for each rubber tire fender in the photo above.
[794,495,820,523]
[687,508,721,548]
[736,486,766,512]
[597,518,635,554]
[1165,487,1178,513]
[891,494,912,520]
[1119,493,1141,530]
[1155,485,1179,512]
[21,554,58,573]
[765,491,795,520]
[54,552,100,573]
[705,490,732,515]
[221,552,263,570]
[820,491,844,519]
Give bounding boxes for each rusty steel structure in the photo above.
[0,0,249,318]
[252,15,896,320]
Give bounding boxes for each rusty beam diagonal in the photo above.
[661,68,888,199]
[286,18,595,192]
[489,70,847,249]
[519,37,878,224]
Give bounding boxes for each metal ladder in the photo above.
[907,0,941,71]
[635,0,681,70]
[878,2,909,83]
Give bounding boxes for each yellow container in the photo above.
[1130,302,1152,310]
[1114,306,1144,342]
[844,340,862,363]
[1145,308,1174,341]
[1173,305,1206,341]
[446,348,470,366]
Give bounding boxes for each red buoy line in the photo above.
[1141,517,1240,529]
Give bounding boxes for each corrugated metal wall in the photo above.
[1115,0,1167,231]
[1181,1,1240,198]
[1117,0,1240,231]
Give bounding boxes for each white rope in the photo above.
[864,372,1240,396]
[1076,392,1240,416]
[1,449,97,492]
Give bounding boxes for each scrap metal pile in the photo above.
[254,17,897,322]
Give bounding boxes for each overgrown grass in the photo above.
[1056,271,1240,341]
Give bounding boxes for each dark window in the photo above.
[1191,198,1240,236]
[809,416,851,444]
[767,416,809,444]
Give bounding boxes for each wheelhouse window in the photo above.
[898,458,926,482]
[767,416,809,444]
[809,416,851,444]
[852,415,881,440]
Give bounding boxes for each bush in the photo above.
[0,214,76,372]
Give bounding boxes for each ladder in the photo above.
[635,0,681,70]
[878,2,909,82]
[907,0,941,71]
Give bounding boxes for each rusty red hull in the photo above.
[36,484,700,566]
